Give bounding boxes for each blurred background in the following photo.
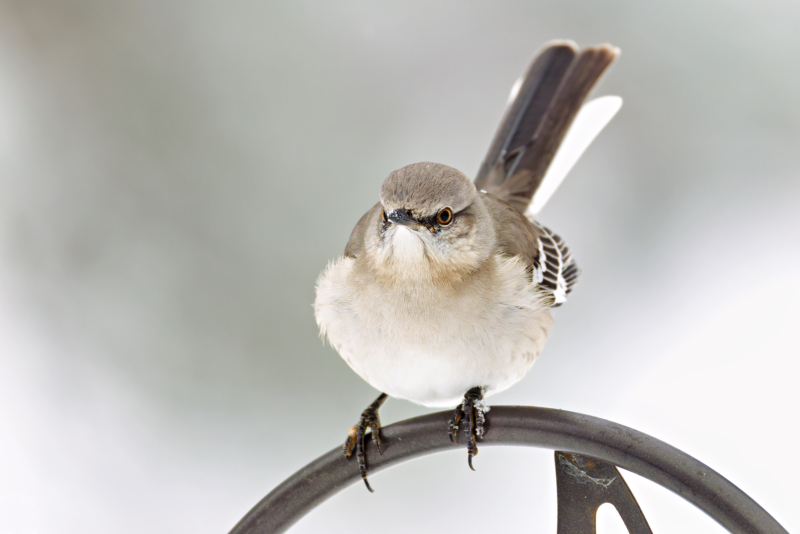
[0,1,798,533]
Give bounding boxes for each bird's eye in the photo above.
[437,207,453,225]
[381,210,387,222]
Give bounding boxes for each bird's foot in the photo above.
[447,386,489,470]
[343,392,388,492]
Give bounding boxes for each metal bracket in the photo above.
[555,451,651,533]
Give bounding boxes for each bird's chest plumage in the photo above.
[314,255,553,407]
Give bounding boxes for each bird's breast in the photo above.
[314,254,553,407]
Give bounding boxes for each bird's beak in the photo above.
[386,209,423,230]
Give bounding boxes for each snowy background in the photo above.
[0,1,798,533]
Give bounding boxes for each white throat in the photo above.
[391,226,425,261]
[372,226,433,282]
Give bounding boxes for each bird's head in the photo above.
[363,162,495,284]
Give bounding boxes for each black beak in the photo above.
[386,209,418,228]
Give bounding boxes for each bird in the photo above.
[314,41,621,492]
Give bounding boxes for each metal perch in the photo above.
[229,406,788,534]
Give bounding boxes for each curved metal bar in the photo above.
[229,407,787,534]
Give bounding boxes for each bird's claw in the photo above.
[343,393,388,492]
[447,387,488,470]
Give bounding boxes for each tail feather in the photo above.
[526,95,622,216]
[474,42,619,214]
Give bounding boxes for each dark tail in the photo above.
[474,42,619,213]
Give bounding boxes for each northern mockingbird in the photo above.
[315,41,620,491]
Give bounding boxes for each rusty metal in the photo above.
[229,406,788,534]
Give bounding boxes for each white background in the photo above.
[0,1,797,532]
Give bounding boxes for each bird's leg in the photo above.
[447,386,488,471]
[343,392,388,492]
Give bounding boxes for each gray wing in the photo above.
[483,193,579,307]
[344,202,381,258]
[475,42,618,214]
